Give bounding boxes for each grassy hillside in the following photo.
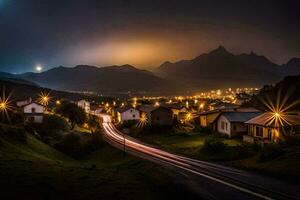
[0,126,197,200]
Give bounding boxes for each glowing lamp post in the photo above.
[0,102,6,110]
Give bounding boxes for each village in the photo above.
[10,85,300,149]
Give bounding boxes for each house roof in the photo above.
[138,105,156,113]
[22,102,45,108]
[150,106,173,113]
[199,109,222,115]
[115,107,137,113]
[160,103,184,110]
[219,112,261,123]
[245,113,300,127]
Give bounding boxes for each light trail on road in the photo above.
[98,114,299,200]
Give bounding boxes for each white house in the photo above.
[77,100,90,113]
[214,112,261,137]
[16,97,32,107]
[115,107,140,123]
[22,102,45,123]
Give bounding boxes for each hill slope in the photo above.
[0,78,107,103]
[19,64,178,95]
[0,126,197,200]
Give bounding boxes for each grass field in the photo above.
[0,129,198,200]
[135,132,242,158]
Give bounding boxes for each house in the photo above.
[245,113,300,143]
[16,97,32,107]
[114,107,140,123]
[150,107,174,126]
[22,102,45,123]
[160,103,187,116]
[199,107,260,128]
[214,112,261,137]
[199,110,222,127]
[77,100,90,113]
[138,105,156,122]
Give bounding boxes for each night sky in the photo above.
[0,0,299,73]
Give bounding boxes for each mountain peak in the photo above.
[119,64,137,70]
[286,58,300,66]
[209,45,230,55]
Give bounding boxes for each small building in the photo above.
[138,104,156,122]
[16,97,32,107]
[115,107,140,123]
[77,100,90,113]
[150,107,173,126]
[214,112,261,137]
[199,110,222,127]
[161,103,187,116]
[245,113,300,143]
[22,102,45,123]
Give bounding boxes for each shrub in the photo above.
[83,132,105,153]
[285,134,300,146]
[29,114,69,143]
[43,114,69,132]
[259,144,284,162]
[202,138,228,154]
[54,133,83,158]
[236,144,258,158]
[0,124,27,142]
[198,126,213,134]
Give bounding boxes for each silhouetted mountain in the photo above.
[155,46,299,90]
[1,47,299,94]
[0,78,114,105]
[18,64,178,95]
[280,58,300,76]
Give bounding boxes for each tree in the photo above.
[56,101,87,129]
[87,114,100,134]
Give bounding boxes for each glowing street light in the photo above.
[186,101,189,108]
[38,91,51,106]
[0,102,6,110]
[199,103,204,110]
[0,87,14,122]
[137,113,148,128]
[56,100,61,105]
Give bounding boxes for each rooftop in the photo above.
[245,112,300,127]
[220,112,261,122]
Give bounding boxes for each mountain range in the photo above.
[0,46,299,95]
[155,46,300,90]
[15,64,178,95]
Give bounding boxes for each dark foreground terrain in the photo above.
[0,126,198,200]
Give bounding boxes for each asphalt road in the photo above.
[99,114,300,200]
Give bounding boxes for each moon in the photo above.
[36,65,42,72]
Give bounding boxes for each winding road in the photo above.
[99,114,299,200]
